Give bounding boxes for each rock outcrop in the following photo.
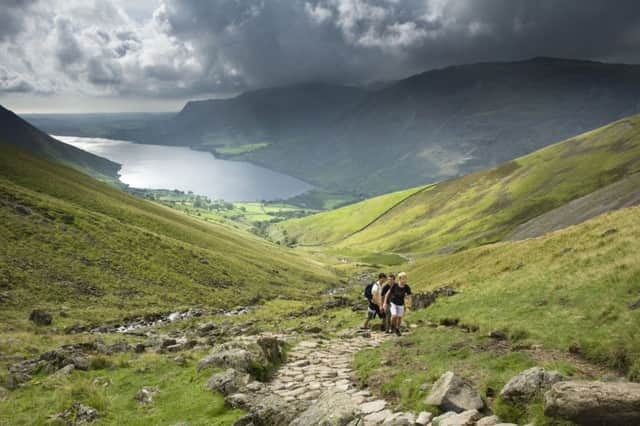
[29,309,52,326]
[206,368,250,395]
[544,380,640,425]
[500,367,565,402]
[197,335,286,380]
[424,371,484,412]
[55,402,99,424]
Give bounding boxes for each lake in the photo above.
[56,136,312,201]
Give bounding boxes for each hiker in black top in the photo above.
[363,273,386,330]
[380,273,395,333]
[382,271,411,336]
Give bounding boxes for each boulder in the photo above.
[359,399,386,414]
[489,330,507,340]
[234,393,298,426]
[29,309,52,326]
[476,415,501,426]
[500,367,565,402]
[52,364,75,377]
[415,411,433,425]
[197,336,286,380]
[363,409,393,424]
[438,409,481,426]
[290,390,358,426]
[55,402,99,424]
[424,371,484,413]
[432,412,456,424]
[381,412,416,425]
[206,369,250,395]
[225,392,250,409]
[544,380,640,425]
[135,386,159,405]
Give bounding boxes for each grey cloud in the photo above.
[0,0,38,41]
[87,57,122,85]
[54,17,85,73]
[1,0,640,107]
[0,66,34,92]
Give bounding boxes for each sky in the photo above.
[1,0,640,113]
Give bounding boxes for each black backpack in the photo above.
[364,282,374,300]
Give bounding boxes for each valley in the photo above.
[2,104,640,425]
[4,3,640,425]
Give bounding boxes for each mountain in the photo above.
[0,105,120,179]
[141,58,640,196]
[171,83,366,146]
[271,113,640,254]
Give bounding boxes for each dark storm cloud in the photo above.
[1,0,640,104]
[156,0,640,93]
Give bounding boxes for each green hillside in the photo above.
[0,105,120,180]
[0,143,335,328]
[354,203,640,423]
[268,185,426,246]
[273,114,640,254]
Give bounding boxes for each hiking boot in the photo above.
[394,328,401,336]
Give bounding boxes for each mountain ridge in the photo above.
[0,105,120,180]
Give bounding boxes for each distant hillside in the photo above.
[148,58,640,195]
[272,114,640,254]
[0,105,120,179]
[0,143,335,326]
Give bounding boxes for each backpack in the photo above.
[364,282,374,300]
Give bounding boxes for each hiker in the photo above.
[380,273,395,333]
[383,271,411,336]
[363,273,386,329]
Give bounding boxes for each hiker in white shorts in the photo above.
[382,272,412,336]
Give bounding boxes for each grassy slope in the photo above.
[0,143,335,329]
[355,204,640,423]
[274,115,640,254]
[269,185,427,245]
[504,173,640,240]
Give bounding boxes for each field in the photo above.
[128,188,318,235]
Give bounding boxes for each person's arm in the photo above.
[372,283,381,306]
[383,284,393,308]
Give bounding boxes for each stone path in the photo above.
[266,331,426,425]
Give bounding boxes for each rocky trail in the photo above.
[207,329,444,426]
[205,329,516,426]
